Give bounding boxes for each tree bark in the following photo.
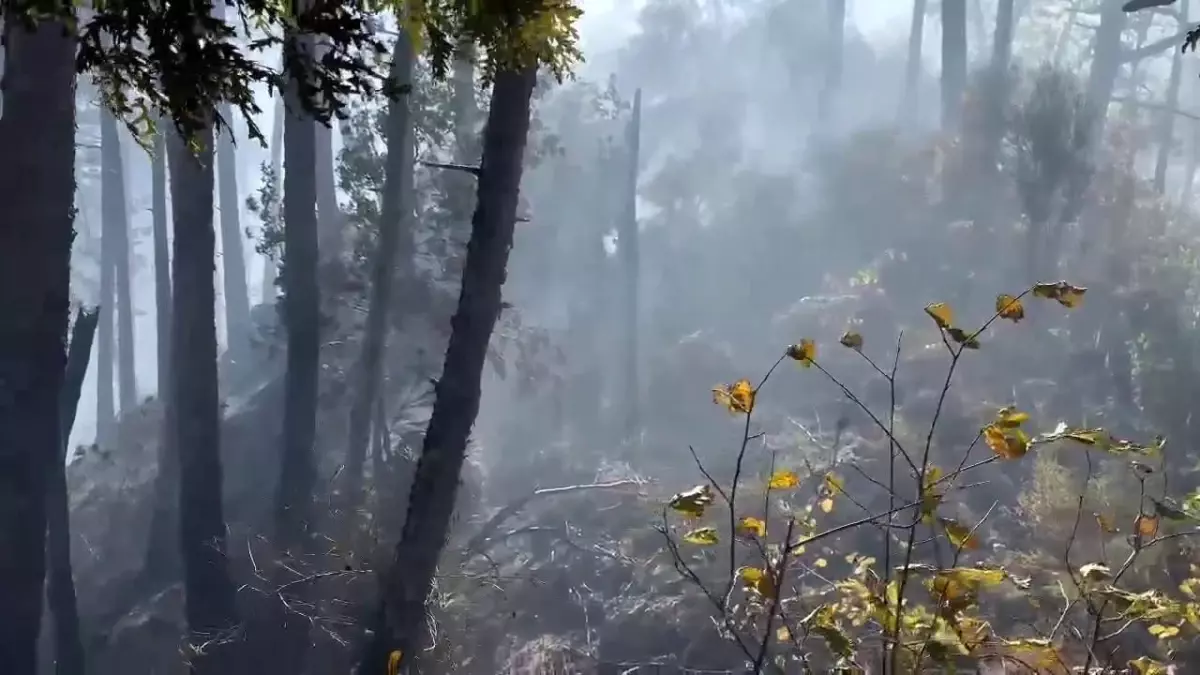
[97,115,116,448]
[1154,0,1188,194]
[276,17,320,552]
[152,125,172,399]
[344,29,415,508]
[216,107,252,367]
[981,0,1015,172]
[941,0,968,132]
[1086,0,1128,137]
[102,110,138,415]
[620,90,642,443]
[357,65,538,675]
[46,308,99,675]
[900,0,928,121]
[0,14,76,675]
[168,122,241,674]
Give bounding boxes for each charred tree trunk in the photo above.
[357,65,539,675]
[46,308,99,675]
[620,90,642,443]
[168,120,241,673]
[261,89,286,304]
[216,105,252,368]
[0,14,76,675]
[901,0,928,121]
[817,0,845,127]
[941,0,968,132]
[344,29,415,508]
[1154,0,1188,194]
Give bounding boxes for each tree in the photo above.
[359,62,542,674]
[619,89,642,443]
[942,0,968,131]
[901,0,928,121]
[212,0,253,372]
[168,118,242,673]
[46,307,100,675]
[0,10,77,675]
[343,27,416,509]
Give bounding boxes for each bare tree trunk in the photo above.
[115,125,137,414]
[344,29,415,508]
[216,106,252,367]
[46,308,99,675]
[357,65,538,675]
[817,0,845,127]
[900,0,928,121]
[168,119,241,674]
[143,123,180,584]
[981,0,1015,171]
[941,0,968,132]
[1086,0,1128,137]
[97,111,117,448]
[620,90,642,443]
[1154,0,1189,194]
[0,14,76,675]
[261,90,285,304]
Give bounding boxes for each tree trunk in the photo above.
[315,120,341,251]
[261,90,286,304]
[620,90,642,443]
[901,0,928,121]
[1154,0,1188,194]
[152,125,172,398]
[168,123,241,674]
[1086,0,1127,137]
[981,0,1015,172]
[344,29,415,508]
[0,14,76,675]
[276,20,320,552]
[357,65,538,675]
[97,118,116,448]
[46,308,99,675]
[941,0,968,132]
[102,110,138,415]
[143,124,181,587]
[217,109,252,367]
[817,0,846,127]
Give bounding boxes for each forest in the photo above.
[6,0,1200,673]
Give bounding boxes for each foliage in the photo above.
[660,280,1200,673]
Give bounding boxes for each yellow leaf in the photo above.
[940,517,980,550]
[1180,578,1200,599]
[786,338,817,366]
[983,424,1029,459]
[388,650,403,675]
[819,497,835,513]
[768,469,801,490]
[682,526,720,545]
[937,567,1007,588]
[736,516,767,538]
[1095,512,1118,534]
[823,472,845,495]
[1032,281,1087,308]
[924,302,955,330]
[776,625,791,642]
[839,331,864,351]
[1130,656,1172,675]
[995,294,1025,322]
[994,405,1030,428]
[668,484,714,518]
[814,557,828,568]
[739,566,775,596]
[1148,624,1181,640]
[1136,513,1160,538]
[712,379,755,414]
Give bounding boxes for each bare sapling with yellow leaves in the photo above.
[658,280,1200,675]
